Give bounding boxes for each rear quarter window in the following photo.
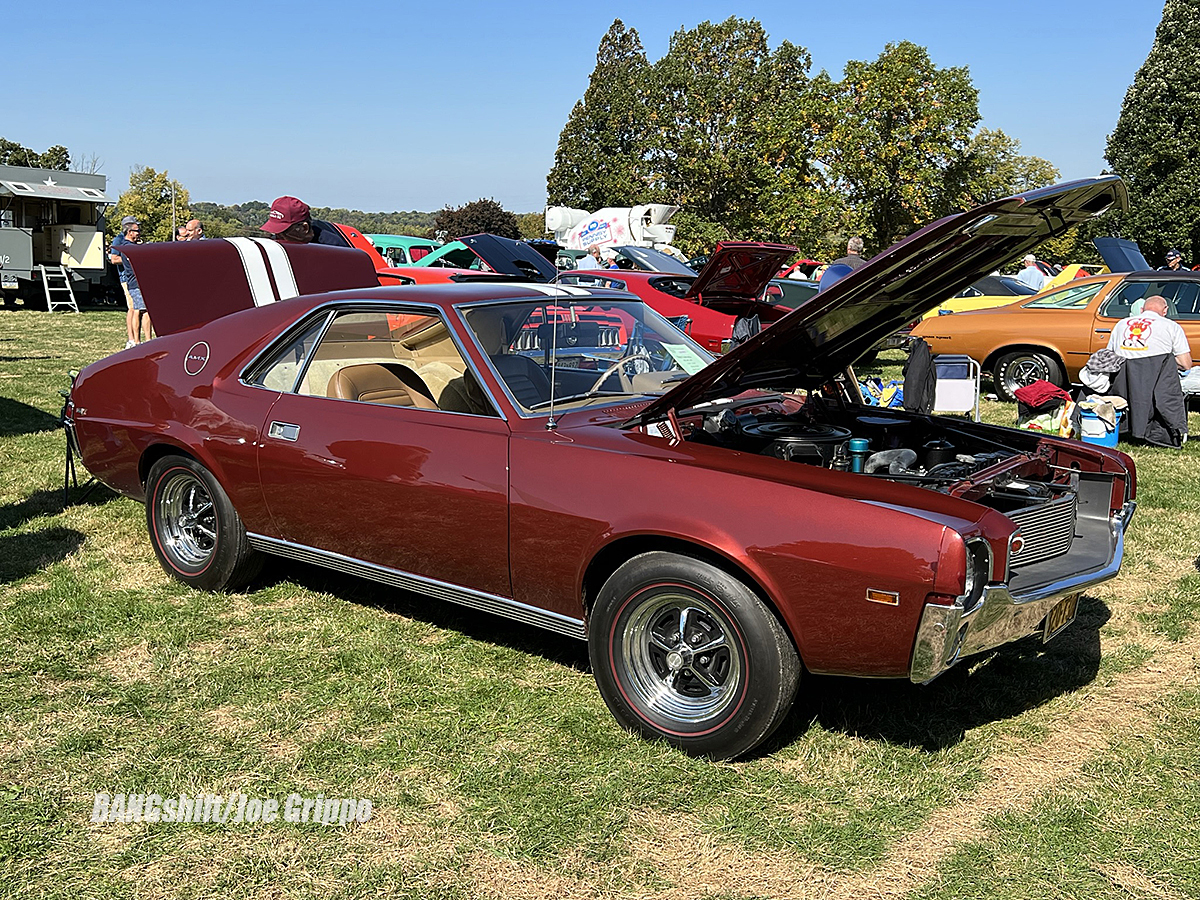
[1024,281,1105,309]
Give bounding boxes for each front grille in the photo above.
[1008,494,1078,568]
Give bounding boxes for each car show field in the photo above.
[6,0,1200,895]
[2,297,1198,897]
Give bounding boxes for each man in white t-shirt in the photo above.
[1107,295,1193,371]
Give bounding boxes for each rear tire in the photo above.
[589,551,800,759]
[145,456,261,591]
[993,351,1064,402]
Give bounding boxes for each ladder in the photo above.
[40,265,79,313]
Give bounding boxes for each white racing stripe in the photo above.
[253,238,299,300]
[521,283,590,297]
[226,237,277,306]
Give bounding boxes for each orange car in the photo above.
[911,270,1200,400]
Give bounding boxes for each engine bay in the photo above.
[682,394,1075,510]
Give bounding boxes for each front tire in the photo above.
[589,552,800,759]
[145,455,261,591]
[993,350,1064,402]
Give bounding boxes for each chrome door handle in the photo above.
[268,421,300,441]
[1094,328,1111,334]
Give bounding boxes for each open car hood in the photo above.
[611,246,697,275]
[625,177,1128,428]
[123,238,380,336]
[1092,237,1149,273]
[417,233,559,283]
[683,241,799,303]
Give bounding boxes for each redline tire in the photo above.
[145,456,261,591]
[589,552,800,760]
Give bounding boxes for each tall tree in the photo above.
[1105,0,1200,264]
[649,18,781,235]
[546,20,652,209]
[110,166,192,242]
[750,40,836,249]
[814,41,980,252]
[431,198,519,240]
[964,129,1059,203]
[0,138,70,170]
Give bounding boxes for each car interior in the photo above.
[1101,281,1199,319]
[249,309,495,416]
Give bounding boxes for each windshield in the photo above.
[463,298,715,413]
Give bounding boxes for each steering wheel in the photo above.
[588,351,652,393]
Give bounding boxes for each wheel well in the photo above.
[982,344,1066,377]
[138,444,197,489]
[581,536,801,655]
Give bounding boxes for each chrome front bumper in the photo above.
[909,500,1136,683]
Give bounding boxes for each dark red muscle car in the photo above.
[65,178,1136,759]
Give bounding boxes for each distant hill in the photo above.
[190,201,439,239]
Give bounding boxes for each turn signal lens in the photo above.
[866,589,900,606]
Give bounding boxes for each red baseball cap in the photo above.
[260,196,310,234]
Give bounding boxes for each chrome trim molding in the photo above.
[910,500,1134,683]
[246,533,586,640]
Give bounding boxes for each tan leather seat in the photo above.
[417,361,492,415]
[468,310,551,407]
[327,363,438,409]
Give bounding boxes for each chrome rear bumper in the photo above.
[909,500,1135,683]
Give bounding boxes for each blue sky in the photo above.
[7,1,1163,215]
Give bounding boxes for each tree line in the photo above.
[4,1,1196,265]
[546,17,1061,260]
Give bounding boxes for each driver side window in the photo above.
[249,309,495,416]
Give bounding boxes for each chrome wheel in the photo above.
[158,471,217,567]
[994,351,1064,402]
[146,456,261,591]
[591,552,800,758]
[618,589,744,725]
[1002,355,1048,393]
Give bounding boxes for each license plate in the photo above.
[1043,593,1079,642]
[1,275,17,289]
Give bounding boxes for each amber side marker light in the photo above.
[866,589,900,606]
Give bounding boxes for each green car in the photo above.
[366,234,439,266]
[409,240,477,269]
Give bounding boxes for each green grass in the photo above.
[2,313,1199,900]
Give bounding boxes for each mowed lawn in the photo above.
[2,308,1198,900]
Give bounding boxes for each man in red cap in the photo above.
[259,196,350,246]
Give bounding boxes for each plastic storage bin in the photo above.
[1079,409,1122,447]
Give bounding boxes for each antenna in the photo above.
[546,286,563,431]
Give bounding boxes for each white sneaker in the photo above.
[124,339,136,349]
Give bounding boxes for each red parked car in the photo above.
[332,224,537,286]
[556,242,798,354]
[65,177,1135,759]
